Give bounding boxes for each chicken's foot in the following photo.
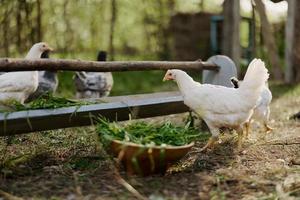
[264,123,274,133]
[188,137,218,154]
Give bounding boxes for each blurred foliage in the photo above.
[0,0,217,59]
[0,0,287,97]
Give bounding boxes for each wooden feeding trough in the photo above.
[0,55,237,136]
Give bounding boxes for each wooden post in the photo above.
[285,0,300,83]
[222,0,241,75]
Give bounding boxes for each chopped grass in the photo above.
[3,93,93,112]
[97,118,209,147]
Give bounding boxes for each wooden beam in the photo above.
[0,92,189,136]
[0,59,219,72]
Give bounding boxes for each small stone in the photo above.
[283,174,300,192]
[291,157,300,165]
[276,159,286,165]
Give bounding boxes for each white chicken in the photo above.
[230,76,273,136]
[0,42,53,110]
[163,58,269,151]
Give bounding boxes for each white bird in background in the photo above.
[74,51,113,99]
[26,50,58,102]
[0,42,53,109]
[230,76,273,136]
[163,58,269,151]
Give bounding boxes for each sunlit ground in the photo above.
[0,82,299,199]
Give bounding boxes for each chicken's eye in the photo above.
[42,45,46,48]
[169,73,172,76]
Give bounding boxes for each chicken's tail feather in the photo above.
[238,58,269,103]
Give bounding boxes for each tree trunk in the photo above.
[222,0,241,75]
[141,1,153,53]
[109,0,117,61]
[36,0,42,42]
[253,0,282,80]
[285,0,300,83]
[199,0,204,11]
[3,7,10,57]
[16,0,23,52]
[63,0,69,52]
[157,0,167,60]
[250,1,256,58]
[24,0,35,45]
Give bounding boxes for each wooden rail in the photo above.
[0,92,189,136]
[0,58,219,72]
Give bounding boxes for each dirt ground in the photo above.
[0,83,299,200]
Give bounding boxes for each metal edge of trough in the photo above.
[0,92,189,136]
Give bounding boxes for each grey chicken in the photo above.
[26,51,58,102]
[74,51,113,98]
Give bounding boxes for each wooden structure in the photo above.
[169,12,214,61]
[210,16,255,64]
[0,56,238,136]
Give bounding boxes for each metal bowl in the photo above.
[107,139,194,176]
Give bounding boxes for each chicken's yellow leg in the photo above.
[237,127,244,151]
[199,136,218,152]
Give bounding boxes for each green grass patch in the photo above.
[269,82,300,99]
[56,71,76,98]
[110,71,176,96]
[68,157,103,170]
[2,93,93,112]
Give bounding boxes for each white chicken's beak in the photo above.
[163,75,172,82]
[163,70,175,81]
[47,47,54,52]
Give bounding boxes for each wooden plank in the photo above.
[0,92,189,136]
[0,59,219,72]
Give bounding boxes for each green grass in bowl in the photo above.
[97,118,209,147]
